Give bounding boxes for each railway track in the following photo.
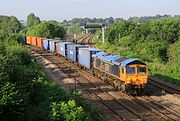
[77,34,96,48]
[29,46,180,121]
[62,34,74,41]
[87,34,96,48]
[148,77,180,95]
[77,34,91,43]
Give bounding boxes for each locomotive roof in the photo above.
[95,52,146,67]
[120,59,146,67]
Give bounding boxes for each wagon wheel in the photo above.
[93,69,98,77]
[140,88,145,95]
[113,80,119,90]
[137,86,145,95]
[117,80,122,90]
[102,73,107,81]
[92,69,95,76]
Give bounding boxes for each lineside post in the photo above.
[102,27,105,43]
[85,29,88,34]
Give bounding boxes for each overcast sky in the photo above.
[0,0,180,21]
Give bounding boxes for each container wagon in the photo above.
[43,39,53,50]
[55,42,60,54]
[49,40,61,53]
[59,42,75,57]
[22,36,27,44]
[78,48,102,69]
[37,38,47,48]
[32,36,38,46]
[26,36,33,45]
[67,44,88,62]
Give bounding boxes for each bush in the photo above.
[134,41,167,63]
[50,100,87,121]
[0,82,27,121]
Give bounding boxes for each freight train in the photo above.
[24,36,148,95]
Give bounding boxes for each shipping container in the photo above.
[22,36,26,44]
[79,48,102,69]
[43,39,53,50]
[59,42,75,57]
[26,36,33,45]
[67,44,88,62]
[37,38,46,47]
[32,36,37,46]
[56,42,60,54]
[49,40,61,53]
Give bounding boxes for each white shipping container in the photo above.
[79,48,102,69]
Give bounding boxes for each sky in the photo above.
[0,0,180,21]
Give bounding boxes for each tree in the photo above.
[0,16,21,39]
[106,20,137,43]
[27,13,41,28]
[26,21,66,39]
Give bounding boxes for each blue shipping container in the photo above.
[22,36,27,44]
[43,39,53,50]
[59,42,74,57]
[79,48,102,69]
[49,40,61,53]
[67,44,87,62]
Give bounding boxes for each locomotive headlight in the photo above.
[126,80,131,84]
[127,81,130,84]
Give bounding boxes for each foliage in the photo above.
[66,24,84,34]
[70,92,105,121]
[26,21,66,39]
[0,82,26,121]
[164,40,180,84]
[50,100,87,121]
[132,18,180,43]
[0,16,21,39]
[27,13,41,28]
[106,20,137,43]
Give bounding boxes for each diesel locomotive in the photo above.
[93,52,148,95]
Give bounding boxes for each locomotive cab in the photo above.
[122,64,148,88]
